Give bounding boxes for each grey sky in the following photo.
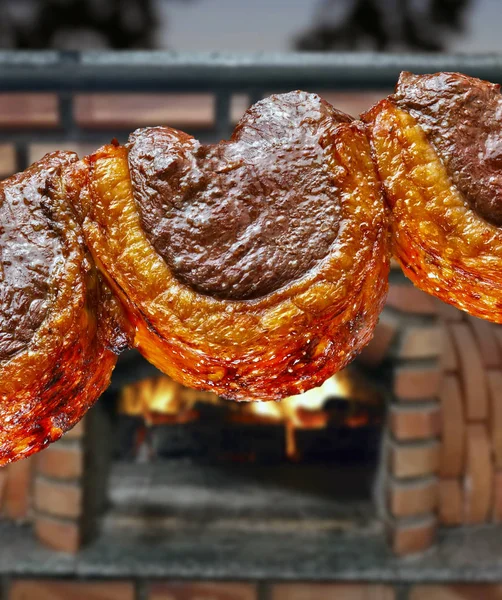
[451,0,502,53]
[157,0,321,51]
[156,0,502,53]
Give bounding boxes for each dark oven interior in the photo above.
[93,350,389,538]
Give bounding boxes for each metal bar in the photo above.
[214,91,232,140]
[1,51,502,92]
[248,89,264,106]
[58,93,76,137]
[14,143,29,172]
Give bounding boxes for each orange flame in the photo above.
[118,368,379,458]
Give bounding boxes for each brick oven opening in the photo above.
[92,350,388,539]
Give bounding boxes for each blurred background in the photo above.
[0,0,498,53]
[4,2,502,599]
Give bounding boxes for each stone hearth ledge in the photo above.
[0,522,502,582]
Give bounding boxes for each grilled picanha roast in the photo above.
[1,73,501,463]
[364,72,502,322]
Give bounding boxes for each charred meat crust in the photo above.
[0,152,77,361]
[394,71,502,227]
[0,151,124,465]
[127,91,354,300]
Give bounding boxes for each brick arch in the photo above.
[362,261,502,554]
[438,301,502,527]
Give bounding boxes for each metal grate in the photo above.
[1,51,502,169]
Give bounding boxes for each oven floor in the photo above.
[103,461,377,534]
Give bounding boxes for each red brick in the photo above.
[320,91,393,118]
[435,299,464,321]
[37,444,82,479]
[0,93,58,128]
[390,440,440,478]
[439,375,465,478]
[438,479,463,526]
[441,326,458,372]
[34,516,80,553]
[388,478,438,518]
[75,93,214,129]
[390,404,441,441]
[10,579,134,600]
[64,418,85,440]
[34,478,81,519]
[468,316,501,368]
[3,456,35,520]
[394,365,441,401]
[358,312,398,366]
[464,423,493,524]
[488,371,502,469]
[398,326,442,359]
[493,328,502,359]
[150,582,257,600]
[271,583,395,600]
[0,468,7,508]
[231,94,250,123]
[388,515,436,556]
[410,585,502,600]
[386,285,436,315]
[450,323,488,421]
[28,142,95,166]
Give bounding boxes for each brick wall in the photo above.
[360,261,502,550]
[6,239,498,560]
[438,306,502,527]
[33,419,86,553]
[0,263,447,558]
[360,263,441,555]
[5,581,502,600]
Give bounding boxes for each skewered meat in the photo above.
[0,152,127,465]
[363,72,502,322]
[5,71,501,463]
[68,91,389,401]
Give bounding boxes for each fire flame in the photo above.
[118,368,380,458]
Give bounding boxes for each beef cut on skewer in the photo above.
[364,72,502,323]
[69,91,389,403]
[0,152,127,464]
[2,71,502,465]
